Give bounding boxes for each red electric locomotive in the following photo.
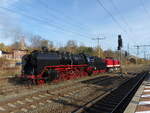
[103,58,120,72]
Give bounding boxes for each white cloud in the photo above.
[0,0,23,44]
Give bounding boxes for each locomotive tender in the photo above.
[21,49,120,85]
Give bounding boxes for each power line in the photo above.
[38,0,91,32]
[12,2,94,40]
[0,6,93,39]
[139,0,150,18]
[96,0,127,33]
[0,7,93,43]
[134,45,150,56]
[37,0,95,38]
[17,7,92,39]
[108,0,132,32]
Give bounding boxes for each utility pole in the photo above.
[147,54,150,62]
[134,45,150,64]
[134,45,140,64]
[92,37,105,57]
[144,51,146,59]
[134,45,150,55]
[127,43,130,55]
[134,45,140,56]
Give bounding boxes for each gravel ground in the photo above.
[0,64,149,113]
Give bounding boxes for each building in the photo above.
[1,51,13,59]
[0,50,2,57]
[12,49,28,60]
[1,49,28,61]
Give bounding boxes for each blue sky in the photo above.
[0,0,150,56]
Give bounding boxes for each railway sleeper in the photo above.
[79,72,148,113]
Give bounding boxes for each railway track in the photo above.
[0,74,113,96]
[0,72,137,96]
[73,71,148,113]
[0,75,125,113]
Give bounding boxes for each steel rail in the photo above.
[73,72,148,113]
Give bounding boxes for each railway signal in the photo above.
[118,35,123,50]
[117,35,123,76]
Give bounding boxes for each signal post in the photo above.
[117,34,123,76]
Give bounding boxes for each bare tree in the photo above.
[40,40,49,48]
[30,35,54,50]
[0,43,5,50]
[30,35,42,49]
[104,50,115,58]
[11,41,20,49]
[66,40,77,53]
[48,41,54,50]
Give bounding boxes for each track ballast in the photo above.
[73,72,148,113]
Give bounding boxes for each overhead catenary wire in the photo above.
[96,0,127,33]
[108,0,137,42]
[11,5,93,39]
[38,0,92,33]
[139,0,150,18]
[0,6,93,44]
[0,6,93,39]
[21,0,94,38]
[108,0,132,32]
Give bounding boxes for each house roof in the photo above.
[1,51,12,54]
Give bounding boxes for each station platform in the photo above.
[124,74,150,113]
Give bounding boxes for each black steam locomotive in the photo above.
[21,49,106,84]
